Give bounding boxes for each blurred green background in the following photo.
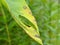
[0,0,60,45]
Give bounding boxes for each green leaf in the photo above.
[1,0,43,45]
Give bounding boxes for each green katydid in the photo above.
[1,0,43,45]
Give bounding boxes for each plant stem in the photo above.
[1,4,11,45]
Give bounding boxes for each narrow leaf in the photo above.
[1,0,43,45]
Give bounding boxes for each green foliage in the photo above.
[0,0,60,45]
[27,0,60,45]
